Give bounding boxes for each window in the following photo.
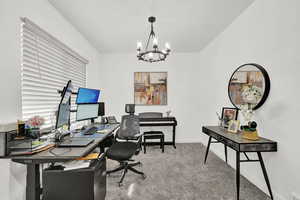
[21,18,88,129]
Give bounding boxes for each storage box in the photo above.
[0,123,17,157]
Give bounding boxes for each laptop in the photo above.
[58,138,94,147]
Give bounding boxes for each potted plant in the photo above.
[26,116,45,139]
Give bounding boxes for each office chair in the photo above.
[106,104,146,186]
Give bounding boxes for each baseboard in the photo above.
[175,139,202,143]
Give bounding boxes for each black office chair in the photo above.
[106,104,146,186]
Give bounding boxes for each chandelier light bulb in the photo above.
[153,37,158,49]
[165,42,170,51]
[137,42,142,51]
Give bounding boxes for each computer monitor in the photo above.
[55,80,73,129]
[76,104,99,121]
[76,88,100,104]
[55,102,71,129]
[60,80,73,105]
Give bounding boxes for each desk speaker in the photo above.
[98,102,105,116]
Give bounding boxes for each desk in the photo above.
[202,126,277,200]
[139,117,177,149]
[11,124,119,200]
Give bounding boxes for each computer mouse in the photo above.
[81,125,87,131]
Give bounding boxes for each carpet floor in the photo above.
[106,143,270,200]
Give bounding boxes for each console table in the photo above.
[202,126,277,200]
[139,117,177,149]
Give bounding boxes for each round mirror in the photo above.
[228,63,270,110]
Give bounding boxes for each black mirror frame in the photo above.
[228,63,271,110]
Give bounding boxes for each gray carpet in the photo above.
[106,143,270,200]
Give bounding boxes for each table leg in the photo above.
[236,151,240,200]
[26,163,41,200]
[161,135,165,153]
[143,136,146,154]
[172,125,176,149]
[224,144,228,163]
[257,152,274,200]
[204,136,212,164]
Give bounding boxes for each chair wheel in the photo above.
[118,182,123,187]
[142,174,147,179]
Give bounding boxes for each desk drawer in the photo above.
[240,143,277,152]
[210,132,239,151]
[225,140,239,150]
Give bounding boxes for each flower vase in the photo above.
[30,127,40,139]
[241,103,255,124]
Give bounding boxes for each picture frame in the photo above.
[134,72,168,105]
[221,107,239,128]
[227,120,240,133]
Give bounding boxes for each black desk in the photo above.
[202,126,277,200]
[11,124,119,200]
[139,117,177,148]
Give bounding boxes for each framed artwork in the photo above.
[221,107,239,128]
[134,72,167,105]
[228,120,240,133]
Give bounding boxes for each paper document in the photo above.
[63,160,90,171]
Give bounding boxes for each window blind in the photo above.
[21,17,88,129]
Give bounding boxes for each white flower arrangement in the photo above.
[27,115,45,128]
[241,85,262,104]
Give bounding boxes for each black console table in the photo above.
[202,126,277,200]
[139,117,177,148]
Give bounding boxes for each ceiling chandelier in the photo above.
[137,16,171,63]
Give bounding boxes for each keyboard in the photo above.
[58,138,94,147]
[82,126,98,135]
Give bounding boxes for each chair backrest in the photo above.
[117,115,140,140]
[125,104,135,114]
[138,112,163,118]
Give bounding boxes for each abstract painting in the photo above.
[134,72,167,105]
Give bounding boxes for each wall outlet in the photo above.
[292,193,300,200]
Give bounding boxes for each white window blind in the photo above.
[21,17,88,129]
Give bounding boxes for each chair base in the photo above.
[107,161,146,186]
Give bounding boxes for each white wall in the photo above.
[194,0,300,199]
[90,0,300,199]
[87,53,215,143]
[0,0,102,199]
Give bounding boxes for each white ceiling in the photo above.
[49,0,254,53]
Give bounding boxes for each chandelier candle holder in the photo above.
[137,16,171,63]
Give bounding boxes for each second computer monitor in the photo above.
[76,104,99,121]
[56,103,70,129]
[76,88,100,104]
